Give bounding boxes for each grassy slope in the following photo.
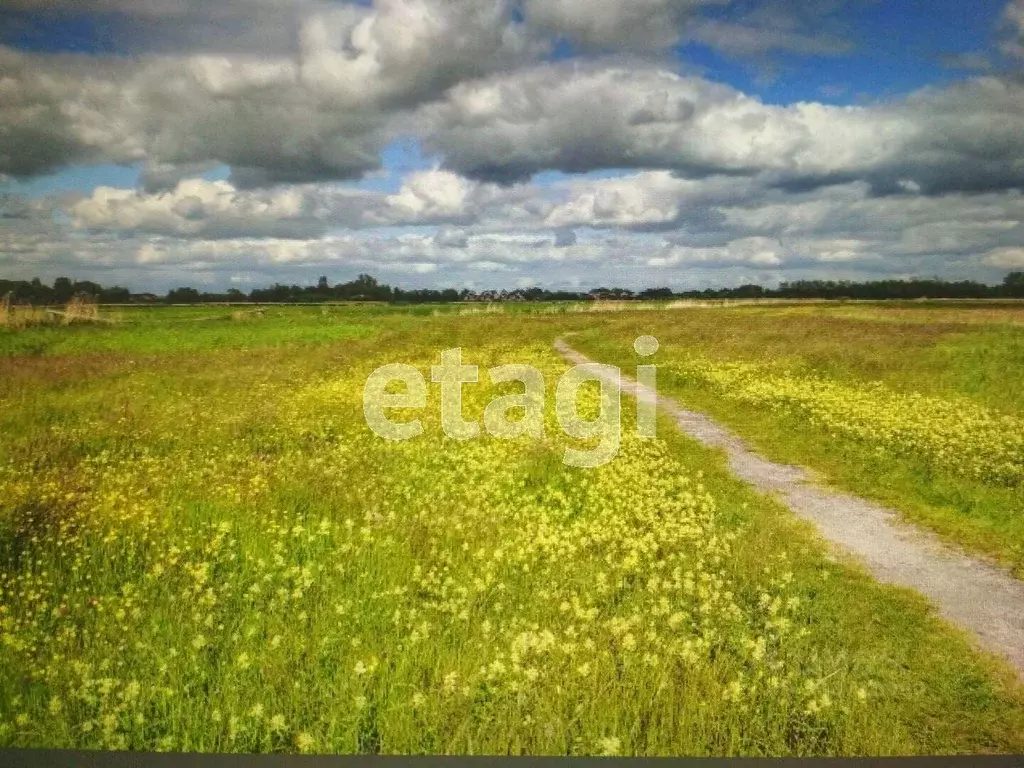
[0,309,1021,754]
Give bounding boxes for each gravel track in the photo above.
[555,338,1024,679]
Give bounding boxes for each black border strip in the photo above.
[1,753,1022,768]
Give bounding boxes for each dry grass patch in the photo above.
[61,294,101,324]
[0,299,50,330]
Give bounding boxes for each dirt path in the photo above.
[555,338,1024,679]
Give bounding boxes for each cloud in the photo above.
[940,51,995,73]
[131,54,389,187]
[0,1,530,185]
[553,228,577,247]
[380,168,550,226]
[687,18,852,59]
[984,246,1024,268]
[681,0,860,64]
[434,228,470,248]
[545,172,689,228]
[861,76,1024,195]
[423,63,1024,195]
[522,0,716,51]
[0,0,315,55]
[422,64,906,183]
[0,192,48,220]
[298,1,537,108]
[70,178,340,238]
[384,169,480,224]
[715,183,1024,268]
[0,48,134,176]
[28,163,1024,287]
[0,0,878,184]
[0,46,390,183]
[0,1,533,184]
[1001,0,1024,58]
[4,189,1020,290]
[521,0,858,58]
[0,0,857,60]
[139,162,225,194]
[648,237,784,268]
[63,167,543,238]
[544,171,759,229]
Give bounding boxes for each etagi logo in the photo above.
[363,336,660,468]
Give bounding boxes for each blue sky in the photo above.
[694,0,1011,102]
[1,0,1022,291]
[0,8,127,55]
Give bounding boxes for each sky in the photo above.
[0,0,1022,293]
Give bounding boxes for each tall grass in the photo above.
[0,293,50,330]
[0,293,112,331]
[62,294,101,324]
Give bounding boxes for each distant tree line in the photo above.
[0,277,131,305]
[3,272,1024,305]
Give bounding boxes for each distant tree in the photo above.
[1005,272,1024,298]
[639,287,674,300]
[5,272,1023,306]
[521,287,546,301]
[356,273,377,286]
[53,277,74,303]
[72,280,102,298]
[731,284,767,299]
[99,286,131,303]
[28,277,54,304]
[250,283,294,302]
[167,287,201,303]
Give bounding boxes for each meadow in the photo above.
[573,301,1024,575]
[1,303,1023,755]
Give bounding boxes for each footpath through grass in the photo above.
[0,310,1022,754]
[573,303,1024,575]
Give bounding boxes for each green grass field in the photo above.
[572,302,1024,575]
[1,304,1023,755]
